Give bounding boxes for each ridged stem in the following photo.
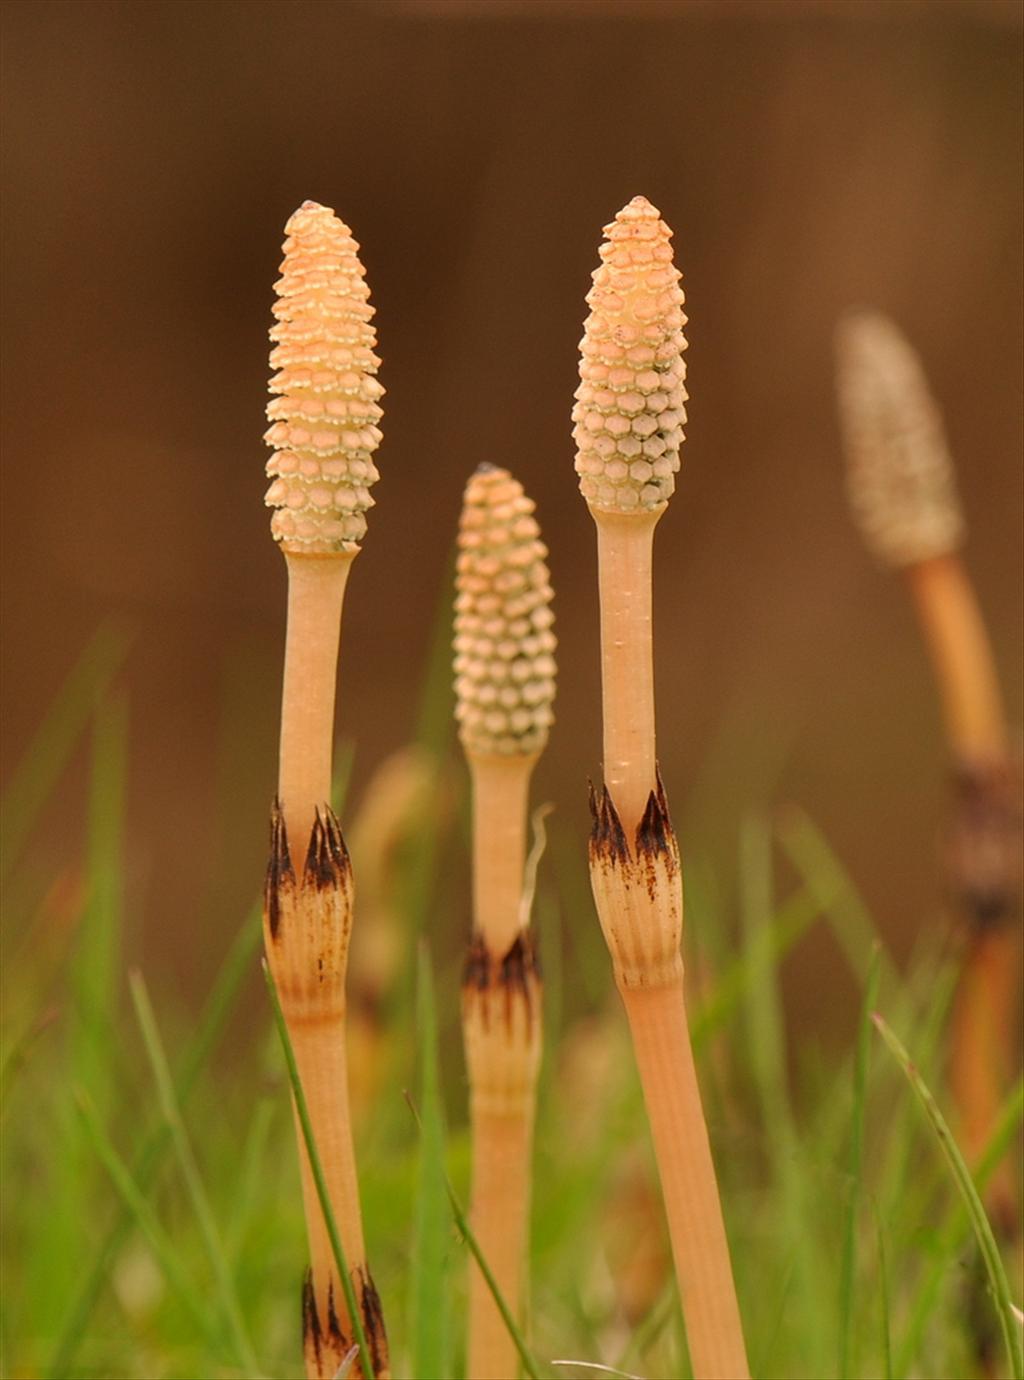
[464,752,541,1380]
[467,1107,536,1380]
[591,505,663,842]
[588,502,748,1377]
[469,754,536,956]
[621,981,748,1380]
[279,553,354,847]
[268,549,388,1380]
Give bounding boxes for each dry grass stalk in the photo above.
[454,464,555,1379]
[574,196,749,1380]
[262,201,388,1380]
[835,309,1022,1230]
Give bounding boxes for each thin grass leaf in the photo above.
[739,815,799,1155]
[838,945,880,1378]
[48,906,262,1377]
[873,1013,1023,1380]
[754,1256,796,1380]
[261,959,374,1380]
[775,806,898,989]
[226,1096,276,1264]
[690,884,820,1052]
[46,744,359,1374]
[874,1203,893,1380]
[739,815,830,1369]
[551,1362,645,1379]
[75,1088,220,1349]
[332,738,356,818]
[1,618,132,884]
[614,1280,675,1372]
[334,1344,360,1378]
[895,1074,1024,1377]
[24,692,131,1341]
[130,970,260,1377]
[410,943,451,1379]
[879,950,959,1227]
[0,1007,58,1120]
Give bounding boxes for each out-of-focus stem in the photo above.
[904,554,1007,758]
[905,553,1020,1230]
[591,505,663,843]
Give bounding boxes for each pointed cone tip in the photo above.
[618,193,661,218]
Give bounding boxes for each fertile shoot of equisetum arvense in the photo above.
[262,201,389,1380]
[574,195,749,1380]
[454,463,555,1380]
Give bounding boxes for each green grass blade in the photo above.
[47,907,262,1377]
[130,970,260,1377]
[690,884,820,1053]
[775,806,898,989]
[0,1008,58,1123]
[226,1096,276,1264]
[739,815,797,1151]
[74,1088,220,1349]
[874,1203,893,1380]
[873,1013,1023,1380]
[739,815,828,1368]
[49,766,355,1378]
[894,1074,1024,1376]
[753,1256,796,1380]
[261,959,374,1380]
[614,1280,676,1372]
[1,619,132,883]
[24,692,131,1343]
[332,738,356,818]
[410,943,451,1379]
[838,945,880,1379]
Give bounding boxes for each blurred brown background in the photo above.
[2,0,1021,1032]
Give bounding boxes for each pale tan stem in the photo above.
[590,505,664,841]
[467,1108,535,1380]
[468,753,537,954]
[279,552,355,844]
[272,548,388,1378]
[621,982,749,1380]
[291,1019,367,1316]
[903,554,1007,758]
[463,751,540,1380]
